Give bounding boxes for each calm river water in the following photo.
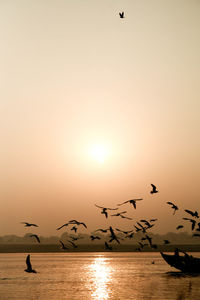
[0,252,200,299]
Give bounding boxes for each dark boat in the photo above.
[160,251,200,273]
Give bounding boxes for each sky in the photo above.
[0,0,200,236]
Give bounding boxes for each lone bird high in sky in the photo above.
[119,11,124,18]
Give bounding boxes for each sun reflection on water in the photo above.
[88,255,112,300]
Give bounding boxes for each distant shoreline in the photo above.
[0,244,200,253]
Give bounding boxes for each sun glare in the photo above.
[89,144,109,163]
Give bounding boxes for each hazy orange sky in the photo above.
[0,0,200,236]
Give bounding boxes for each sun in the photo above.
[89,144,109,163]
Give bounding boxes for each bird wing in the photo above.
[151,184,157,190]
[26,254,32,270]
[191,220,196,230]
[30,234,40,243]
[68,240,76,247]
[122,216,132,220]
[109,226,114,235]
[167,202,173,206]
[34,235,40,243]
[56,224,67,230]
[95,204,104,209]
[107,207,118,210]
[176,225,183,229]
[115,228,122,232]
[80,222,87,228]
[60,241,64,247]
[68,220,78,224]
[185,209,193,216]
[117,200,129,206]
[130,201,136,209]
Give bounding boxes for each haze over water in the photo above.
[0,252,200,300]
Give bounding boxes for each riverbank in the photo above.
[0,244,200,253]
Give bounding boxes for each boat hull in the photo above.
[160,252,200,273]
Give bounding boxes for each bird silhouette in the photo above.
[151,244,158,249]
[166,202,178,215]
[134,225,142,232]
[105,242,112,250]
[140,219,151,226]
[144,234,152,247]
[150,184,158,194]
[30,234,40,243]
[69,235,83,241]
[150,218,158,222]
[71,226,78,233]
[21,222,38,227]
[140,219,155,230]
[138,242,148,249]
[192,233,200,237]
[135,247,142,252]
[176,225,184,230]
[115,228,133,235]
[111,211,132,220]
[183,217,196,230]
[184,209,199,219]
[68,220,87,228]
[163,239,170,244]
[109,226,120,244]
[117,198,143,209]
[60,240,68,250]
[90,235,101,241]
[95,204,118,218]
[125,232,134,239]
[119,11,124,18]
[94,228,109,233]
[136,222,146,233]
[195,222,200,231]
[24,254,37,273]
[68,240,78,248]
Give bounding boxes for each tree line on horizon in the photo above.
[0,231,199,245]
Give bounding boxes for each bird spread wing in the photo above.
[56,224,68,230]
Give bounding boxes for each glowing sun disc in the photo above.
[89,144,109,163]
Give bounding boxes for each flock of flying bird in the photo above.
[22,183,200,273]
